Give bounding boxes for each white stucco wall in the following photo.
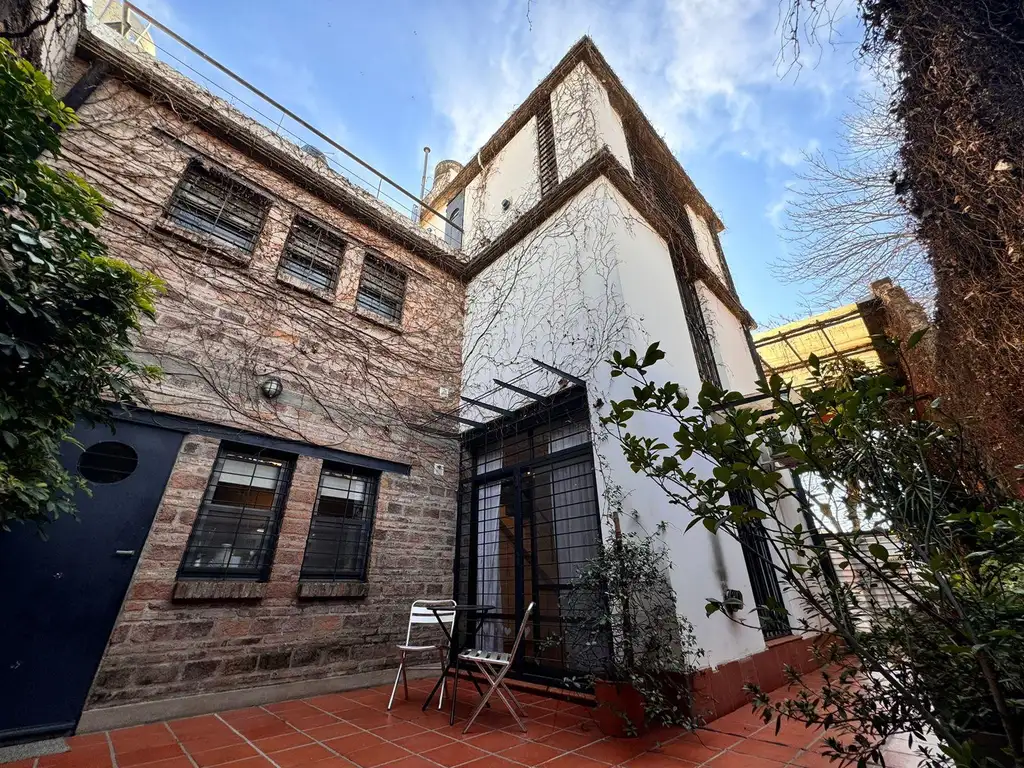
[686,205,727,281]
[463,175,779,668]
[460,117,542,254]
[550,62,632,181]
[698,281,759,395]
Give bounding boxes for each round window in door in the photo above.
[78,441,139,484]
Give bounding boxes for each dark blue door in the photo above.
[0,420,183,744]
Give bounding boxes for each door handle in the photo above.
[114,549,136,557]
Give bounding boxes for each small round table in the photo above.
[422,604,495,726]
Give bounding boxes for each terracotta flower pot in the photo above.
[592,680,646,738]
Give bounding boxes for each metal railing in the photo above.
[91,2,462,239]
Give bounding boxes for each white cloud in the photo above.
[423,0,864,168]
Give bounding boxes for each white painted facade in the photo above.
[434,59,809,670]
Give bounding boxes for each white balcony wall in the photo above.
[550,62,632,180]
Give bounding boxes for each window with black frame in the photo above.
[278,219,346,291]
[729,487,791,640]
[680,276,722,388]
[299,465,380,581]
[179,446,293,580]
[356,254,406,323]
[167,163,268,252]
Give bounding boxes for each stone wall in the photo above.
[55,69,466,710]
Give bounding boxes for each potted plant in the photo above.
[557,520,705,738]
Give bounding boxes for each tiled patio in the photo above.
[1,674,923,768]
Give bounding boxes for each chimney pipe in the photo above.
[416,146,431,222]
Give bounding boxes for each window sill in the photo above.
[297,580,369,600]
[276,271,337,304]
[353,305,403,333]
[172,580,266,602]
[156,220,254,266]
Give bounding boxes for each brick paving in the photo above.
[0,674,924,768]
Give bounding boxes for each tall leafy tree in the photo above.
[0,38,160,530]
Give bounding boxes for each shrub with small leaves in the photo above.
[1,38,161,531]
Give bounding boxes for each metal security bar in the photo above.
[455,388,608,686]
[179,446,293,580]
[167,163,268,252]
[356,254,407,323]
[680,275,722,388]
[537,100,558,197]
[279,219,346,291]
[730,488,791,640]
[300,465,380,581]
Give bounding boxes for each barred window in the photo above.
[356,254,406,323]
[300,465,380,581]
[179,446,292,580]
[167,163,268,252]
[680,278,722,388]
[279,219,346,291]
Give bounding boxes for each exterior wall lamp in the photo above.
[260,376,283,400]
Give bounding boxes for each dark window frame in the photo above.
[278,217,347,292]
[356,253,407,324]
[536,99,558,197]
[299,464,381,582]
[679,274,722,388]
[166,161,269,253]
[729,487,791,641]
[178,444,294,582]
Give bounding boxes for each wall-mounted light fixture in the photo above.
[260,376,283,400]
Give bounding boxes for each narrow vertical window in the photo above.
[300,465,380,581]
[278,219,345,291]
[537,99,558,196]
[356,254,407,323]
[730,488,791,640]
[179,446,293,580]
[680,277,722,388]
[445,191,464,250]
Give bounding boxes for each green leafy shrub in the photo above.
[1,38,161,530]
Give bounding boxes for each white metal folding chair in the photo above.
[456,601,535,734]
[388,599,457,710]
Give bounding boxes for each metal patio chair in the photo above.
[387,599,457,710]
[456,601,535,734]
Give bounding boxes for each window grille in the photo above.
[179,446,293,580]
[279,219,345,291]
[680,277,721,388]
[167,163,268,252]
[537,100,558,196]
[356,254,407,323]
[300,465,380,581]
[730,487,791,640]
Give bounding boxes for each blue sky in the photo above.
[130,0,869,327]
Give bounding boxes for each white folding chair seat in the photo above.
[387,599,457,710]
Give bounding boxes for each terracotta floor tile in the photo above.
[653,737,723,765]
[110,725,176,750]
[322,732,385,755]
[230,721,293,740]
[301,722,359,742]
[167,716,224,737]
[497,741,564,766]
[218,709,266,724]
[207,759,275,768]
[342,710,396,730]
[384,758,444,768]
[729,738,801,763]
[131,759,194,768]
[465,730,525,753]
[546,756,615,768]
[420,742,488,767]
[38,744,112,768]
[0,760,39,768]
[394,731,457,754]
[64,734,108,749]
[706,752,787,768]
[369,722,427,741]
[270,743,336,767]
[624,755,700,767]
[346,742,413,768]
[575,740,649,765]
[460,759,521,768]
[251,732,313,753]
[176,732,245,753]
[116,743,186,767]
[188,743,261,767]
[535,728,604,752]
